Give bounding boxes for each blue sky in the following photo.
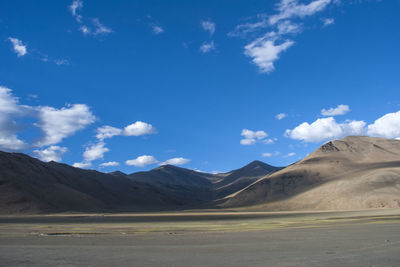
[1,0,400,173]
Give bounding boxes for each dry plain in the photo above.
[1,209,400,266]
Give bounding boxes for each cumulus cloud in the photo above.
[276,113,287,120]
[83,142,108,162]
[244,37,294,73]
[96,125,122,140]
[126,155,159,167]
[152,25,164,35]
[8,37,27,57]
[285,117,366,143]
[123,121,156,136]
[99,161,119,168]
[201,20,216,36]
[0,87,29,151]
[230,0,335,73]
[285,152,296,157]
[73,161,92,168]
[0,86,95,151]
[160,157,190,166]
[35,104,96,147]
[240,129,269,145]
[73,142,109,168]
[199,41,215,54]
[367,111,400,139]
[321,104,350,116]
[33,146,67,162]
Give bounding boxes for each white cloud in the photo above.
[277,20,302,35]
[263,138,277,144]
[199,41,215,54]
[160,157,190,166]
[321,104,350,116]
[276,113,287,120]
[92,18,112,35]
[69,0,83,22]
[79,25,91,35]
[33,146,67,162]
[240,138,257,145]
[269,0,333,25]
[262,151,280,157]
[230,0,335,74]
[322,17,335,26]
[152,25,164,35]
[241,129,269,145]
[99,161,119,168]
[285,117,366,143]
[123,121,156,136]
[83,142,109,162]
[367,111,400,139]
[285,152,296,157]
[201,20,216,36]
[244,38,294,73]
[126,155,158,167]
[8,37,27,57]
[35,104,95,147]
[73,161,92,168]
[0,86,95,151]
[69,1,112,37]
[0,87,28,151]
[96,125,122,140]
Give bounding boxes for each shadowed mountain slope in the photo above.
[221,136,400,210]
[0,152,178,214]
[213,160,281,199]
[127,165,215,204]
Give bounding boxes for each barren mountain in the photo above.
[0,152,178,214]
[213,160,281,199]
[221,136,400,210]
[0,151,277,214]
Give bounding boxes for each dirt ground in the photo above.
[1,209,400,266]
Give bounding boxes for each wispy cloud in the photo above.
[69,0,112,37]
[199,41,215,53]
[275,113,287,120]
[201,20,216,36]
[322,17,335,26]
[230,0,336,74]
[151,25,164,35]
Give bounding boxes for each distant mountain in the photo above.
[0,150,277,214]
[109,171,127,177]
[221,136,400,210]
[127,164,215,204]
[0,152,178,214]
[213,160,281,199]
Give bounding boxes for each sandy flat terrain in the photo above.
[1,209,400,266]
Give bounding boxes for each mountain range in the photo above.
[1,136,400,214]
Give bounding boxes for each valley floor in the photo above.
[1,209,400,266]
